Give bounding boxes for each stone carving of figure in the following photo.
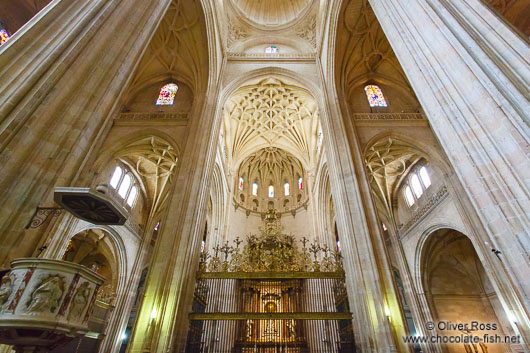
[68,282,91,321]
[0,275,13,307]
[27,276,64,314]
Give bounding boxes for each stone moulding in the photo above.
[399,185,449,233]
[227,52,316,60]
[353,113,425,120]
[116,112,188,121]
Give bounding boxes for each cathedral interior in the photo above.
[0,0,529,352]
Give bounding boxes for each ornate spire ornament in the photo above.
[201,208,343,273]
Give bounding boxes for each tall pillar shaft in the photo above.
[0,0,173,264]
[369,0,530,336]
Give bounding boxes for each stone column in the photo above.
[369,0,530,341]
[125,84,222,352]
[386,221,442,353]
[319,15,404,350]
[0,0,173,264]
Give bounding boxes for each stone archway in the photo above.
[421,228,510,353]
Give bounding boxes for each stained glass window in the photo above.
[265,46,279,54]
[156,83,178,105]
[268,185,274,198]
[364,85,387,107]
[252,182,258,196]
[239,177,244,190]
[419,167,431,188]
[110,166,122,188]
[284,183,290,196]
[0,23,9,46]
[298,177,303,190]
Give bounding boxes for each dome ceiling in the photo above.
[230,0,312,28]
[239,147,304,185]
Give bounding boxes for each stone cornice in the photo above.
[117,112,188,120]
[114,112,189,126]
[227,52,316,61]
[353,113,425,120]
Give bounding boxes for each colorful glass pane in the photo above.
[239,177,244,190]
[156,83,178,105]
[0,26,9,46]
[364,85,388,107]
[298,177,303,190]
[265,46,279,54]
[268,185,274,198]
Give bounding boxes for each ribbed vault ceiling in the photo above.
[222,78,320,170]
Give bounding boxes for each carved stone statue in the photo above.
[67,282,91,321]
[26,276,64,314]
[0,275,13,307]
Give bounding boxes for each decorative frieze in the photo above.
[116,112,188,121]
[399,185,449,232]
[227,52,316,60]
[353,113,425,120]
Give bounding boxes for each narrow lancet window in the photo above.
[410,174,423,198]
[298,177,303,190]
[364,85,387,107]
[127,186,138,206]
[110,166,122,188]
[268,185,274,198]
[419,167,431,188]
[284,183,290,196]
[156,83,178,105]
[119,174,131,198]
[404,186,415,207]
[252,182,258,196]
[239,177,244,190]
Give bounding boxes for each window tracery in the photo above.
[403,166,432,207]
[109,165,139,207]
[156,83,178,105]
